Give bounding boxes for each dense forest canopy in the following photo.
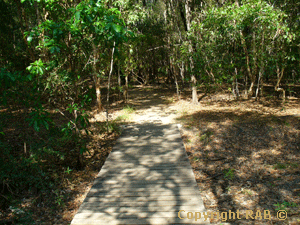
[1,0,299,106]
[0,0,299,223]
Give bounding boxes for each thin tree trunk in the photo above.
[255,32,264,101]
[244,72,248,97]
[15,0,35,60]
[175,74,180,99]
[255,69,262,101]
[74,109,83,169]
[94,76,102,111]
[106,42,116,132]
[185,0,192,31]
[118,62,121,100]
[232,66,239,100]
[235,74,239,99]
[275,66,285,102]
[191,75,198,104]
[124,74,128,103]
[180,61,185,84]
[252,31,258,78]
[185,0,198,104]
[240,31,255,98]
[92,44,102,112]
[248,81,255,98]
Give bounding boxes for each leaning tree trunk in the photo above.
[106,42,116,132]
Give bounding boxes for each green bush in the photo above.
[0,145,51,208]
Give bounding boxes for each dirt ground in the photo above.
[1,85,299,224]
[111,86,300,224]
[171,94,300,225]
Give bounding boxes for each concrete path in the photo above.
[71,123,209,225]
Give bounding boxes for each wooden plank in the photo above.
[72,209,210,224]
[87,191,203,198]
[101,161,190,168]
[106,154,187,161]
[93,177,197,185]
[83,195,202,203]
[79,199,201,208]
[91,180,196,187]
[72,211,208,219]
[97,167,194,176]
[100,162,192,169]
[87,191,202,198]
[90,184,198,191]
[77,205,206,214]
[71,218,209,225]
[95,171,196,183]
[97,167,193,175]
[87,186,200,195]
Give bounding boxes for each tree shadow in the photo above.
[71,123,209,224]
[176,108,300,224]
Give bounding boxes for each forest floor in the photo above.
[91,85,300,225]
[1,85,300,225]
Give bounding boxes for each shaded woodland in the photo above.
[0,0,299,224]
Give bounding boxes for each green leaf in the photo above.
[112,24,122,33]
[50,46,60,54]
[27,36,33,43]
[38,67,44,75]
[27,74,33,81]
[43,121,49,130]
[27,65,32,71]
[34,121,40,132]
[75,11,81,21]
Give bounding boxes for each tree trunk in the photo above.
[95,78,102,111]
[73,109,84,169]
[92,45,102,112]
[15,0,35,60]
[240,31,255,98]
[191,75,198,104]
[107,43,116,101]
[255,32,265,101]
[232,66,239,100]
[255,69,262,100]
[180,62,185,84]
[174,74,180,99]
[106,42,116,132]
[124,74,128,103]
[275,66,285,102]
[248,81,255,98]
[185,0,198,104]
[118,63,121,100]
[185,0,192,31]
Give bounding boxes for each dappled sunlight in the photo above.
[71,122,209,224]
[175,95,300,224]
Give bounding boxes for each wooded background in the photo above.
[0,0,299,223]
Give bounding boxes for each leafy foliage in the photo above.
[0,0,299,223]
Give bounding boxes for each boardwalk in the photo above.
[71,123,209,225]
